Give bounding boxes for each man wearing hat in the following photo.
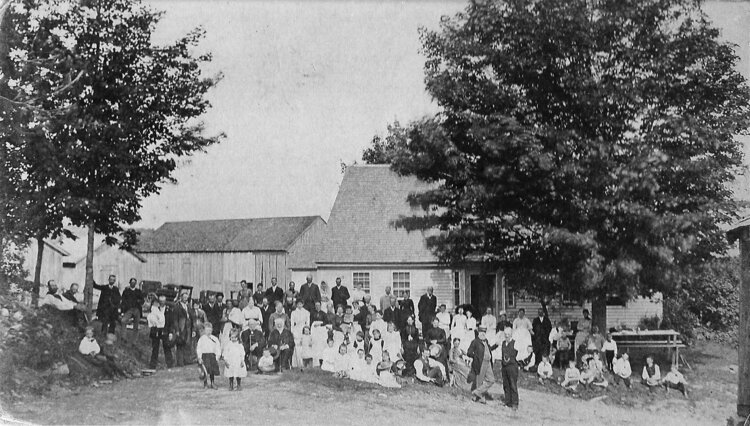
[467,325,499,404]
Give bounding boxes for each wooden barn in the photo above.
[136,216,325,297]
[22,239,70,285]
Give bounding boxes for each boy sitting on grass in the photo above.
[612,353,632,388]
[561,359,581,392]
[641,355,661,392]
[537,355,554,384]
[662,364,689,398]
[257,348,276,373]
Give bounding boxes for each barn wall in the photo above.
[22,241,65,285]
[60,245,145,290]
[138,251,290,297]
[287,217,327,270]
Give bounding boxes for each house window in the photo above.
[352,272,371,294]
[506,287,515,308]
[392,272,410,298]
[453,271,460,306]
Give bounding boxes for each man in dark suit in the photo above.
[330,277,350,311]
[467,326,499,404]
[120,278,144,341]
[62,283,81,303]
[259,297,273,338]
[418,287,438,338]
[531,303,552,366]
[93,275,121,334]
[500,327,520,410]
[383,295,398,325]
[264,277,284,306]
[298,273,321,314]
[202,293,223,336]
[171,291,196,367]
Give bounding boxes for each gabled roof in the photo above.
[51,227,148,263]
[314,165,439,264]
[136,216,322,253]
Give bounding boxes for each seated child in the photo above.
[561,359,581,391]
[612,353,632,388]
[358,354,379,384]
[321,338,338,372]
[78,327,100,356]
[376,351,401,389]
[333,344,351,378]
[537,355,554,383]
[99,333,128,378]
[521,345,536,372]
[588,353,608,388]
[580,359,596,387]
[350,331,367,356]
[258,348,276,373]
[641,355,661,391]
[349,349,368,380]
[661,364,688,397]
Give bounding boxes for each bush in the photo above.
[638,315,661,330]
[661,296,698,342]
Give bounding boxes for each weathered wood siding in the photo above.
[508,294,663,330]
[138,251,290,297]
[22,241,65,285]
[59,244,145,289]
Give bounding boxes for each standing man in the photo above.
[467,326,498,404]
[532,304,552,366]
[259,297,273,337]
[265,278,284,306]
[380,286,393,312]
[172,291,195,367]
[202,293,222,337]
[331,277,350,312]
[120,278,144,341]
[500,327,520,411]
[418,286,438,338]
[147,294,174,370]
[383,295,398,325]
[285,281,297,303]
[238,280,251,310]
[252,283,265,307]
[298,273,321,315]
[93,275,121,334]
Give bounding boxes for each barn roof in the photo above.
[136,216,321,253]
[314,165,439,264]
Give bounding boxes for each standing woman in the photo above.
[461,309,477,352]
[319,281,330,305]
[400,315,420,376]
[452,306,467,345]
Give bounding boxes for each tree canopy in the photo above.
[0,0,223,307]
[378,0,750,325]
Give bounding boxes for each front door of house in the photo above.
[470,274,495,316]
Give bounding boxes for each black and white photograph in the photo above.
[1,0,750,424]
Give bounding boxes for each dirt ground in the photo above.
[1,362,738,426]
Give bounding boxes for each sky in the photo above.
[135,0,750,229]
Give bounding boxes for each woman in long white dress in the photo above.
[451,306,467,343]
[290,301,310,368]
[460,309,477,352]
[310,321,329,366]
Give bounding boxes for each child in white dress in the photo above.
[321,339,338,372]
[299,326,314,368]
[222,329,247,390]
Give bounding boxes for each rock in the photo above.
[12,311,23,321]
[378,393,387,398]
[728,364,738,373]
[1,308,9,317]
[52,363,70,376]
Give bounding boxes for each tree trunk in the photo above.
[32,234,44,307]
[83,222,95,318]
[737,227,750,418]
[591,293,607,333]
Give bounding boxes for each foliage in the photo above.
[362,121,408,164]
[385,0,750,330]
[681,257,739,331]
[1,0,224,310]
[661,296,698,341]
[637,315,661,331]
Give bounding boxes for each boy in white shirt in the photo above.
[78,327,100,356]
[601,333,618,371]
[537,355,554,383]
[258,348,276,373]
[612,353,632,388]
[641,355,661,391]
[561,359,581,391]
[662,364,689,397]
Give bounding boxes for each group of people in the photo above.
[54,274,688,405]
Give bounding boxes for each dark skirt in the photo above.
[202,354,220,376]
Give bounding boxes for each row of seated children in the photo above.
[320,338,402,388]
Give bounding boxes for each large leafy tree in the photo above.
[2,0,223,313]
[388,0,750,330]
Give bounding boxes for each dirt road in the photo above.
[2,367,731,425]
